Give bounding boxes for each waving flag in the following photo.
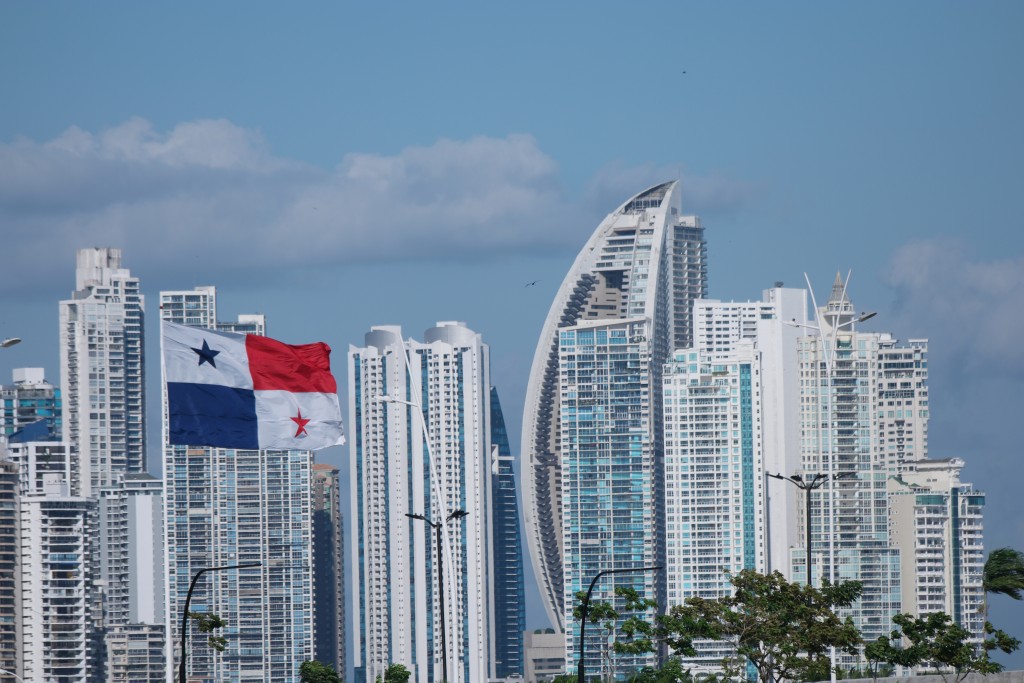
[162,320,345,450]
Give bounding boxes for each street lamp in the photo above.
[766,471,856,587]
[178,562,262,683]
[0,338,20,349]
[375,392,461,680]
[577,565,662,683]
[0,668,25,683]
[406,509,468,683]
[785,271,875,683]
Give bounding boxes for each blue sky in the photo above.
[2,1,1023,669]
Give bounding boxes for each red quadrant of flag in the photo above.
[245,335,338,393]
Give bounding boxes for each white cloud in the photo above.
[0,117,755,293]
[884,238,1024,378]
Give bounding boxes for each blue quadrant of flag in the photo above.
[167,383,259,450]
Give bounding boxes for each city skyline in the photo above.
[2,1,1024,671]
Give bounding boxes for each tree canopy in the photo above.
[375,663,411,683]
[864,612,1019,683]
[573,585,660,681]
[984,547,1024,606]
[299,660,341,683]
[657,569,863,683]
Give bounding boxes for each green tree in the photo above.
[375,663,411,683]
[982,547,1024,619]
[299,659,341,683]
[188,610,228,652]
[656,570,863,683]
[625,658,716,682]
[864,612,1019,683]
[573,585,659,681]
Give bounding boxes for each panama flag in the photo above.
[162,320,345,451]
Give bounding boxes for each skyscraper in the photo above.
[312,462,346,675]
[558,319,659,676]
[687,288,808,576]
[59,247,145,498]
[0,458,19,680]
[888,458,985,638]
[349,322,501,683]
[161,286,315,682]
[521,181,706,672]
[8,439,97,682]
[796,278,927,643]
[663,342,766,614]
[98,472,166,681]
[489,387,525,680]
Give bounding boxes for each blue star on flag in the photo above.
[191,339,220,368]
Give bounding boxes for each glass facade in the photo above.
[521,180,707,648]
[560,320,657,678]
[489,387,525,679]
[663,347,765,665]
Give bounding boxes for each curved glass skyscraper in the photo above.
[520,181,707,662]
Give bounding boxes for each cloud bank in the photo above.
[885,239,1024,379]
[0,118,753,294]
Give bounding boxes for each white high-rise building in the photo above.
[349,322,496,683]
[521,182,707,676]
[662,286,806,667]
[663,341,765,664]
[796,277,928,643]
[161,286,315,683]
[59,247,145,498]
[0,458,19,680]
[99,472,166,682]
[888,458,985,639]
[9,439,97,682]
[689,287,808,576]
[98,473,164,629]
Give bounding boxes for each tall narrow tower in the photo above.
[0,458,19,680]
[521,182,706,671]
[349,322,497,683]
[59,248,145,498]
[311,462,346,675]
[489,387,525,680]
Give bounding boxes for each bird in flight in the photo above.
[525,280,540,287]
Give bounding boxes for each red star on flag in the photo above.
[291,410,311,437]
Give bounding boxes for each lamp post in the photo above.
[376,392,461,681]
[0,338,20,349]
[178,562,261,683]
[766,471,855,587]
[785,271,875,683]
[0,668,25,683]
[577,565,662,683]
[406,510,468,683]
